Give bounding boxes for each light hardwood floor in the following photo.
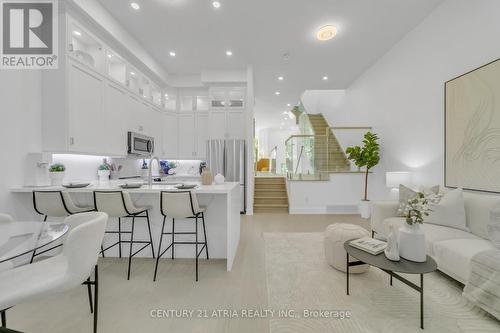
[5,213,368,333]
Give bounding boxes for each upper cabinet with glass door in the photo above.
[164,89,177,111]
[209,87,246,110]
[151,84,162,107]
[67,19,104,72]
[106,50,127,85]
[227,87,246,110]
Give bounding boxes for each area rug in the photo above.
[264,232,500,333]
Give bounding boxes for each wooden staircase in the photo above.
[253,177,289,213]
[307,114,351,172]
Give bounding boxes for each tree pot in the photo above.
[398,223,426,262]
[358,200,371,219]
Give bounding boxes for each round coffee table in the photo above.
[344,240,437,329]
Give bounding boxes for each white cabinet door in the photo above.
[163,112,178,158]
[196,112,209,159]
[103,82,128,155]
[127,95,143,133]
[226,111,246,139]
[68,62,104,153]
[149,107,162,156]
[178,113,196,159]
[208,110,227,139]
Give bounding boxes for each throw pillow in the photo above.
[424,188,469,231]
[397,184,441,216]
[488,206,500,249]
[397,184,417,216]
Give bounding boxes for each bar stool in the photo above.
[154,191,209,282]
[31,191,94,262]
[93,191,155,280]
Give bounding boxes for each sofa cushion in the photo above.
[381,218,480,256]
[432,239,496,283]
[464,192,500,239]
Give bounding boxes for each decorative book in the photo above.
[349,237,387,255]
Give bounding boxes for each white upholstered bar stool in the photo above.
[30,191,94,263]
[0,214,14,275]
[0,212,107,333]
[154,191,209,282]
[93,191,155,280]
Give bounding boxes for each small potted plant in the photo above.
[398,192,432,262]
[97,159,111,183]
[346,131,380,218]
[49,163,66,186]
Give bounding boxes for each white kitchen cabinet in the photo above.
[196,112,209,159]
[207,110,246,140]
[208,111,227,139]
[162,112,178,158]
[103,82,129,155]
[178,113,196,159]
[226,111,246,139]
[67,61,104,153]
[148,107,163,156]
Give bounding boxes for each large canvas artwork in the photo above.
[445,58,500,193]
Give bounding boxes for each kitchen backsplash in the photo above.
[51,154,203,181]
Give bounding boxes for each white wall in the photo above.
[317,0,500,203]
[0,72,42,219]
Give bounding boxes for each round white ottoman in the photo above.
[324,223,370,273]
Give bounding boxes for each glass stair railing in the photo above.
[285,111,372,181]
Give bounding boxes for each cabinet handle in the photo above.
[69,137,74,145]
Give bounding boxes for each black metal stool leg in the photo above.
[171,218,175,260]
[94,265,98,333]
[127,216,136,280]
[118,217,122,258]
[195,215,199,282]
[201,212,209,259]
[1,310,6,328]
[146,211,155,258]
[87,277,93,313]
[153,217,166,282]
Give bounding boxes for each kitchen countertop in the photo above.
[11,181,238,194]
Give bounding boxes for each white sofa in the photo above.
[371,191,500,284]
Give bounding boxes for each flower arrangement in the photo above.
[403,192,432,225]
[49,163,65,172]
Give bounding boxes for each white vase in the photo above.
[214,173,225,184]
[398,223,426,262]
[358,200,371,218]
[98,170,110,183]
[49,172,65,186]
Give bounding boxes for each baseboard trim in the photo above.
[289,205,358,215]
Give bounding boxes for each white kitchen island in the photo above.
[11,182,241,271]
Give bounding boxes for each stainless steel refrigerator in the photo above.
[206,139,246,213]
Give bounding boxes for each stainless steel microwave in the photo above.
[128,132,154,156]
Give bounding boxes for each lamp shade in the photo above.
[386,171,411,188]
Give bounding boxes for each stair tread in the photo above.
[254,203,289,207]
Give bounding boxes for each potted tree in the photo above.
[49,163,66,186]
[345,131,380,218]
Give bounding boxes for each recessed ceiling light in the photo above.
[287,103,291,107]
[275,91,280,96]
[73,30,81,36]
[278,76,284,81]
[169,51,176,57]
[212,1,221,8]
[226,50,233,56]
[130,72,135,76]
[316,25,337,41]
[130,2,140,10]
[322,76,329,81]
[282,111,288,115]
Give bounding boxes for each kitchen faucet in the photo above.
[147,156,160,187]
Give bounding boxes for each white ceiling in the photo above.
[97,0,443,130]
